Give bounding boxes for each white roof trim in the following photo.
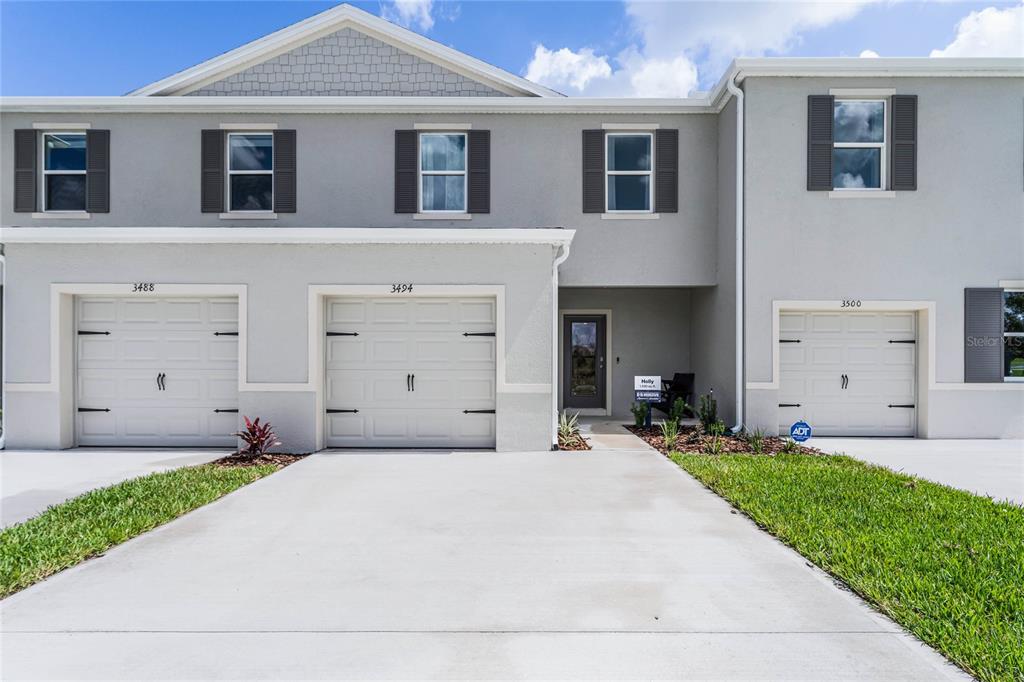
[128,4,561,98]
[0,227,576,246]
[0,96,709,114]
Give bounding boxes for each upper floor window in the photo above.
[420,132,466,213]
[832,100,886,190]
[1005,290,1024,381]
[228,132,273,212]
[606,133,652,212]
[42,132,87,211]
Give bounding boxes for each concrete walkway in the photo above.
[1,449,231,527]
[816,438,1024,506]
[0,447,965,680]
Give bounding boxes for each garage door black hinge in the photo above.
[326,332,359,337]
[213,408,239,413]
[78,407,111,412]
[888,339,916,344]
[888,404,915,409]
[77,330,110,336]
[462,332,496,337]
[326,409,359,413]
[214,331,239,336]
[778,403,801,408]
[779,339,801,343]
[463,409,496,414]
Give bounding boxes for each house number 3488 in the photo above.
[132,283,155,293]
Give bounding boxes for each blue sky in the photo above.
[1,1,1021,97]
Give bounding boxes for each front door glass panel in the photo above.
[570,321,598,398]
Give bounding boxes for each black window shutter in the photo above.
[467,130,490,214]
[964,288,1004,383]
[582,129,605,213]
[13,129,37,213]
[890,95,917,191]
[85,129,110,213]
[807,95,834,191]
[395,130,418,213]
[273,129,297,213]
[654,128,678,213]
[201,130,225,213]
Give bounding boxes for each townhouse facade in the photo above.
[1,5,1021,452]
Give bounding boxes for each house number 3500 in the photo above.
[840,299,862,308]
[132,282,155,293]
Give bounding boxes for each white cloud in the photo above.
[380,0,435,31]
[525,1,877,97]
[859,49,880,58]
[525,45,612,92]
[930,4,1024,57]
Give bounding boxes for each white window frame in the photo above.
[832,98,887,192]
[418,132,468,214]
[40,131,88,213]
[226,132,274,214]
[1004,288,1024,383]
[605,132,654,213]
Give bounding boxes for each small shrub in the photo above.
[558,410,587,449]
[707,420,726,437]
[659,419,680,451]
[704,432,724,456]
[669,397,689,424]
[630,401,650,427]
[745,428,767,455]
[696,391,718,430]
[234,416,282,458]
[781,437,801,454]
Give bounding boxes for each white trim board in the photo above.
[128,4,560,98]
[0,227,574,246]
[745,299,1024,393]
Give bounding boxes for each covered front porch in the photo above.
[557,286,732,422]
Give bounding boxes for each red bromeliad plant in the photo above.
[233,416,282,458]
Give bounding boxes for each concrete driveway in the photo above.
[1,448,965,680]
[1,449,231,527]
[816,438,1024,506]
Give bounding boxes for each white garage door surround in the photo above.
[76,296,240,446]
[778,310,917,437]
[324,296,497,448]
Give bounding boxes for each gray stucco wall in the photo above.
[558,287,692,418]
[185,28,506,97]
[690,96,738,427]
[2,242,556,451]
[741,76,1024,437]
[1,112,720,287]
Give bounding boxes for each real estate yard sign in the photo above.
[635,376,661,427]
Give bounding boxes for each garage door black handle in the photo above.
[463,409,496,414]
[326,409,359,414]
[778,403,801,408]
[77,330,110,336]
[888,404,915,409]
[78,407,111,413]
[411,374,415,391]
[214,409,239,413]
[406,374,411,391]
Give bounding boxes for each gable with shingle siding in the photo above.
[184,27,508,97]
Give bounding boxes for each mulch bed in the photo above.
[211,452,309,468]
[626,425,819,456]
[558,437,592,451]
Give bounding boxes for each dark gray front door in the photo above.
[563,315,606,409]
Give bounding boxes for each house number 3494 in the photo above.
[131,283,155,293]
[390,284,414,293]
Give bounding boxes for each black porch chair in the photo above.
[652,373,695,417]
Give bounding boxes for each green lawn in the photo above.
[0,463,278,599]
[671,452,1024,682]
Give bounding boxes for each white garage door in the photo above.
[76,297,239,446]
[325,297,496,448]
[778,311,917,437]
